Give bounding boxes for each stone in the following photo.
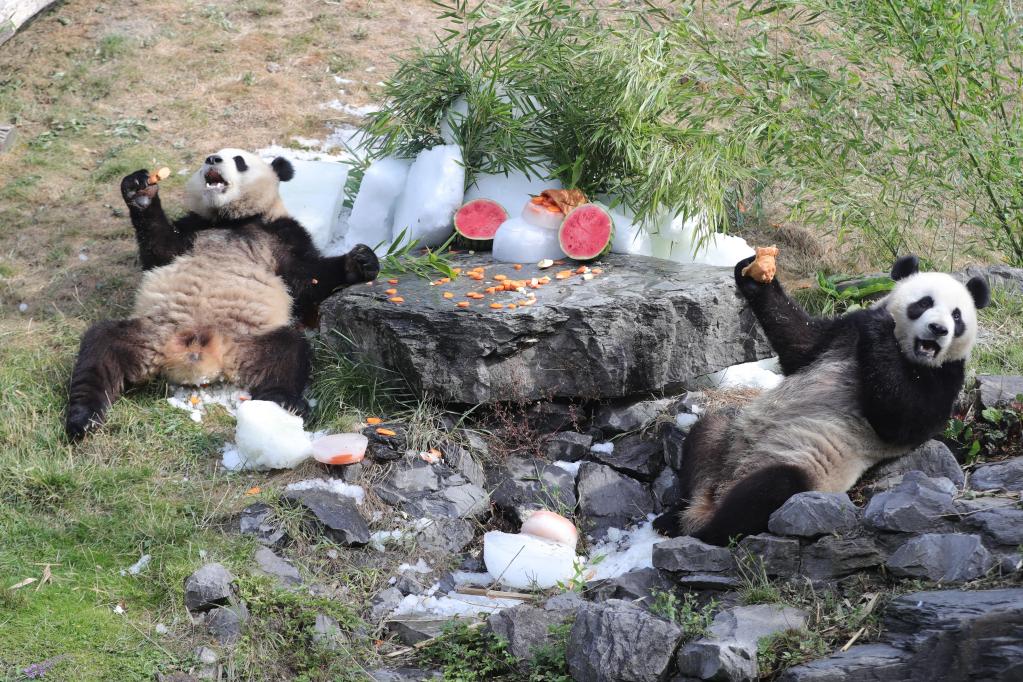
[862,440,965,489]
[524,401,578,433]
[252,547,301,587]
[184,563,235,613]
[887,533,994,582]
[238,502,288,547]
[205,603,249,645]
[487,604,572,663]
[546,431,593,461]
[368,668,443,681]
[964,508,1023,546]
[320,254,771,404]
[587,567,674,603]
[675,604,807,681]
[312,613,344,650]
[653,536,734,574]
[589,433,664,481]
[377,458,441,501]
[393,574,425,596]
[970,456,1023,491]
[677,574,742,592]
[661,423,687,471]
[776,643,911,681]
[386,617,449,645]
[440,444,486,488]
[415,517,476,554]
[593,397,676,435]
[281,488,371,546]
[801,536,884,579]
[195,647,218,665]
[768,492,859,538]
[863,471,956,532]
[369,442,403,462]
[369,587,404,622]
[545,590,586,611]
[567,599,683,682]
[488,458,577,523]
[652,467,683,511]
[977,374,1023,410]
[736,534,801,577]
[960,264,1023,293]
[577,462,654,538]
[0,124,15,154]
[363,422,409,450]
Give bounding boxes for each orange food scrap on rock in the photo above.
[592,268,603,274]
[513,264,523,271]
[245,486,261,496]
[490,303,504,309]
[457,301,471,308]
[555,270,573,280]
[443,292,454,299]
[741,245,779,284]
[366,417,383,425]
[385,288,397,295]
[507,304,517,310]
[494,274,508,281]
[389,296,404,303]
[376,428,397,437]
[388,279,399,284]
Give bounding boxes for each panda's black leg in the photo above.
[296,244,380,304]
[121,170,189,269]
[66,319,150,441]
[234,327,311,417]
[692,464,812,546]
[734,257,833,375]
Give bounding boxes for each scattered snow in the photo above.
[322,100,381,117]
[585,516,661,581]
[17,302,27,312]
[369,529,404,552]
[450,571,494,588]
[285,478,366,505]
[120,554,152,576]
[552,460,582,478]
[398,559,432,574]
[675,413,700,430]
[166,383,250,422]
[591,442,615,455]
[334,76,355,85]
[703,356,783,390]
[391,591,524,618]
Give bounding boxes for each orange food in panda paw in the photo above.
[741,245,779,284]
[148,167,171,185]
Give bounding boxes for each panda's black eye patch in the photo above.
[233,155,249,172]
[953,308,966,337]
[907,296,933,320]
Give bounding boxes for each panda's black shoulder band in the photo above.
[890,255,919,281]
[272,157,294,182]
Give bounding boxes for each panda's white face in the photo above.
[183,148,292,220]
[886,272,980,367]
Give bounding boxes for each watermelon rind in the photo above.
[558,203,615,261]
[454,198,508,250]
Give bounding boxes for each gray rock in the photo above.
[652,467,684,512]
[801,536,884,579]
[184,563,235,613]
[368,668,442,681]
[661,423,687,471]
[977,374,1023,410]
[862,440,965,489]
[377,459,441,502]
[960,264,1023,293]
[587,567,674,603]
[887,533,994,582]
[488,458,576,523]
[776,643,910,681]
[312,613,344,650]
[487,604,573,663]
[546,431,593,461]
[369,442,403,462]
[653,536,734,574]
[415,517,476,554]
[568,599,683,682]
[863,471,956,532]
[369,587,404,623]
[238,502,288,547]
[577,462,654,538]
[195,646,218,665]
[393,573,425,596]
[970,457,1023,491]
[676,604,807,681]
[593,398,676,435]
[768,492,859,538]
[736,534,801,577]
[386,617,449,645]
[524,401,578,434]
[320,254,771,404]
[253,547,301,587]
[677,574,742,592]
[281,488,371,546]
[589,433,664,481]
[963,507,1023,546]
[205,602,249,645]
[432,482,489,519]
[441,444,486,489]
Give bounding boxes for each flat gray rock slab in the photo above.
[977,375,1023,409]
[970,456,1023,491]
[768,492,859,538]
[886,533,994,582]
[320,254,771,403]
[568,599,683,682]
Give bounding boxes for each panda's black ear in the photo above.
[272,157,294,182]
[890,255,919,281]
[966,276,990,310]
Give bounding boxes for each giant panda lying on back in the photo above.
[65,149,379,440]
[654,254,990,545]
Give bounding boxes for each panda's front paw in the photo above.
[734,256,767,299]
[65,403,101,442]
[344,244,380,284]
[120,169,158,210]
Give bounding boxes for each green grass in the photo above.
[972,287,1023,375]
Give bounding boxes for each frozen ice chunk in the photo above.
[608,209,652,256]
[391,145,465,248]
[659,210,709,241]
[439,96,470,145]
[463,169,562,217]
[675,413,700,430]
[483,530,578,589]
[228,400,313,471]
[275,160,349,252]
[348,157,412,254]
[660,211,754,266]
[285,478,366,505]
[492,217,565,263]
[703,356,783,390]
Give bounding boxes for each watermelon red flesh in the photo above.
[454,199,508,241]
[559,203,614,261]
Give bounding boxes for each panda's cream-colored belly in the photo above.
[729,357,906,491]
[133,230,292,383]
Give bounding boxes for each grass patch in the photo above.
[972,287,1023,376]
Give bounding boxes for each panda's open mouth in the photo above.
[914,338,942,359]
[204,169,229,192]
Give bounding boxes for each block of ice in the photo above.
[703,356,783,390]
[483,530,579,589]
[348,157,412,254]
[391,145,465,248]
[463,169,562,217]
[277,160,350,252]
[608,209,653,256]
[439,96,470,145]
[492,217,565,263]
[228,400,313,471]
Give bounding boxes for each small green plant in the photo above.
[757,628,830,679]
[945,394,1023,465]
[377,228,459,280]
[735,554,783,606]
[556,554,602,593]
[419,620,517,681]
[526,620,574,682]
[648,590,717,640]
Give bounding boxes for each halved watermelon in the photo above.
[454,198,508,250]
[559,203,615,261]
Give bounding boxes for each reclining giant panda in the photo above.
[65,149,378,440]
[654,254,989,545]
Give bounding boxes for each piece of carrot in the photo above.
[389,296,404,303]
[490,303,504,309]
[494,274,508,281]
[507,304,517,310]
[555,270,572,280]
[366,417,383,425]
[513,264,523,270]
[388,279,399,284]
[376,428,397,437]
[245,486,261,496]
[443,292,454,299]
[592,268,603,274]
[457,301,470,308]
[385,288,397,295]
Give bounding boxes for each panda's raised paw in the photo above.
[734,255,768,299]
[344,244,380,284]
[120,169,159,210]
